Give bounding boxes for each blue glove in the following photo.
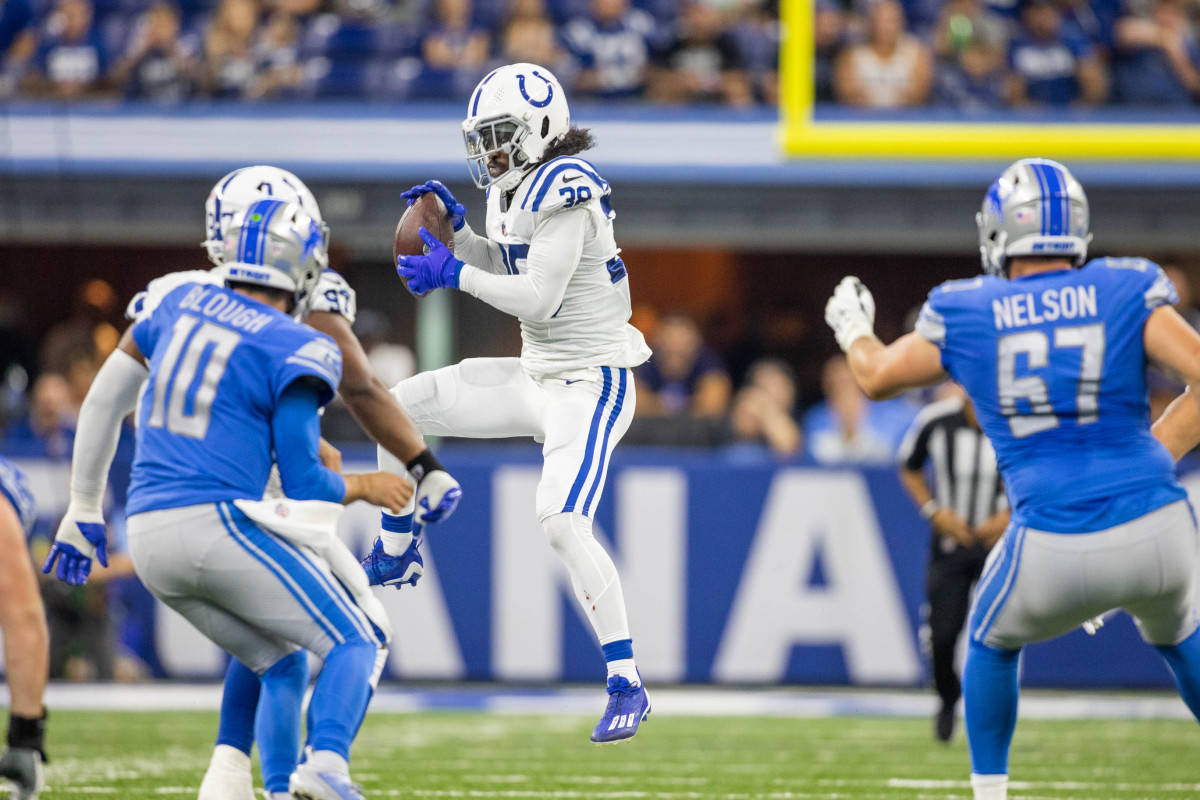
[397,228,464,297]
[401,180,467,231]
[43,509,109,586]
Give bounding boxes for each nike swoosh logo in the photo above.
[563,174,584,182]
[565,380,583,385]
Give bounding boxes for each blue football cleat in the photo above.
[590,674,650,745]
[360,533,424,588]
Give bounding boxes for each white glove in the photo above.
[43,502,109,585]
[825,276,877,352]
[1082,614,1107,635]
[414,469,463,524]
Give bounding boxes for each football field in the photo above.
[20,694,1200,800]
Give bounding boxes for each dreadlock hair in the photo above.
[541,127,596,162]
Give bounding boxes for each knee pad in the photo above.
[542,512,591,555]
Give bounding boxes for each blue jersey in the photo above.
[126,282,342,516]
[916,258,1186,533]
[0,455,35,533]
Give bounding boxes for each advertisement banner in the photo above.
[7,446,1191,688]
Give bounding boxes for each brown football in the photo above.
[393,192,456,263]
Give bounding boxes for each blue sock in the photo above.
[216,658,261,755]
[255,651,308,793]
[963,640,1021,775]
[601,639,634,662]
[308,642,377,760]
[1156,626,1200,722]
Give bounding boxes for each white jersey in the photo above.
[453,155,651,377]
[126,267,357,324]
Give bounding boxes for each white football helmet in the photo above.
[204,165,328,269]
[462,63,570,192]
[976,158,1091,277]
[214,199,324,314]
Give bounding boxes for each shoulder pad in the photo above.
[517,157,611,217]
[306,269,357,324]
[127,270,220,322]
[931,276,988,296]
[1087,256,1158,273]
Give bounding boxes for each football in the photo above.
[394,192,456,262]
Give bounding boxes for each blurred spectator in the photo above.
[110,1,199,102]
[803,355,918,464]
[203,0,260,98]
[735,0,779,104]
[932,0,1008,59]
[635,312,732,417]
[834,0,934,108]
[21,0,108,99]
[729,358,802,457]
[1112,0,1199,106]
[936,13,1009,108]
[4,373,76,460]
[248,10,302,99]
[500,0,566,68]
[1005,0,1106,107]
[561,0,658,98]
[648,0,752,106]
[1165,265,1200,329]
[41,278,119,380]
[0,0,35,97]
[1060,0,1119,53]
[418,0,491,96]
[814,0,844,101]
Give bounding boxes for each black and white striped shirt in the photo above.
[898,397,1007,533]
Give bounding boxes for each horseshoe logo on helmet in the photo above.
[517,71,554,108]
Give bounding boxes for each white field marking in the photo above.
[19,684,1194,720]
[56,788,119,793]
[887,778,1200,792]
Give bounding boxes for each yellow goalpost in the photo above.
[779,0,1200,159]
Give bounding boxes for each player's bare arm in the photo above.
[825,276,947,399]
[306,310,426,464]
[1145,304,1200,460]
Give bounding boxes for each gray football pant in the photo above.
[127,502,386,674]
[971,499,1199,650]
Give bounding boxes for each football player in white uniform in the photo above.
[364,63,652,744]
[88,166,462,799]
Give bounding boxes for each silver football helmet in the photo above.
[214,199,324,314]
[976,158,1091,277]
[204,165,328,269]
[462,63,571,192]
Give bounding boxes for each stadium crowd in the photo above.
[1,0,1198,107]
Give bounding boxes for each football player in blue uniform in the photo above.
[44,200,412,800]
[0,456,47,800]
[824,158,1200,800]
[120,165,463,800]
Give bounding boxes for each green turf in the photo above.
[16,710,1200,799]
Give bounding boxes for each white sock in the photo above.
[308,749,349,776]
[606,658,639,683]
[541,513,632,644]
[970,773,1008,800]
[377,443,417,556]
[208,743,251,773]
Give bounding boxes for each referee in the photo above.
[897,388,1008,743]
